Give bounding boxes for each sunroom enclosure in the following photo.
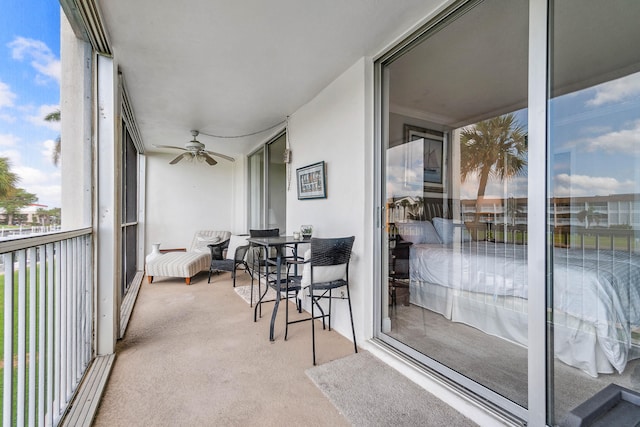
[377,0,640,424]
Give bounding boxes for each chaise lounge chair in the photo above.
[146,230,231,285]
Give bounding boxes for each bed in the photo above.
[398,218,640,377]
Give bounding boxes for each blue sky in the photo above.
[0,0,61,208]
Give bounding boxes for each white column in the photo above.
[528,0,549,425]
[96,54,120,355]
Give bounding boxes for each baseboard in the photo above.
[120,271,144,338]
[60,354,116,427]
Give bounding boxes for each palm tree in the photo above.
[506,196,521,227]
[45,109,61,166]
[577,206,599,229]
[414,196,426,220]
[460,113,528,225]
[399,198,411,220]
[0,157,19,198]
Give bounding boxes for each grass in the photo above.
[0,267,42,425]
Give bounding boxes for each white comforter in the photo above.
[410,242,640,374]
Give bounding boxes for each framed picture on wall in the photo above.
[404,124,446,193]
[296,161,327,200]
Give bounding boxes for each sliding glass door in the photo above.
[121,123,138,295]
[377,0,640,423]
[248,132,287,232]
[548,1,640,423]
[379,0,530,414]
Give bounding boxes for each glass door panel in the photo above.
[121,123,138,295]
[380,0,529,410]
[267,134,286,231]
[548,1,640,424]
[248,148,265,229]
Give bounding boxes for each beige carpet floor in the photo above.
[93,271,477,426]
[93,271,357,426]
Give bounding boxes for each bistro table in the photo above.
[247,235,310,341]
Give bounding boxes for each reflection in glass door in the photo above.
[548,1,640,424]
[121,123,138,295]
[248,133,287,231]
[248,147,265,229]
[379,0,529,414]
[267,133,286,231]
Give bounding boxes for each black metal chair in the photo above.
[208,236,250,287]
[249,228,280,310]
[286,236,357,365]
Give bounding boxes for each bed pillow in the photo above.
[432,218,472,244]
[396,221,441,244]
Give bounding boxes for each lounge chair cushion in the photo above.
[146,230,232,281]
[146,251,210,279]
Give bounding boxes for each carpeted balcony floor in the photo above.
[92,268,477,427]
[92,270,357,426]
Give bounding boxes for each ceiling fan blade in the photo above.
[204,150,235,162]
[154,144,187,151]
[201,152,218,166]
[169,153,188,164]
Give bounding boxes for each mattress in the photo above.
[409,241,640,376]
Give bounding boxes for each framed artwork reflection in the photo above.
[404,124,445,193]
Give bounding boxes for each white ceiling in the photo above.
[97,0,445,156]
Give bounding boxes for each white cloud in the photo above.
[26,104,60,131]
[26,183,60,207]
[0,80,17,109]
[0,113,17,123]
[42,139,56,161]
[553,173,635,197]
[11,165,60,207]
[8,37,61,84]
[0,134,19,147]
[586,72,640,107]
[573,120,640,154]
[13,165,47,186]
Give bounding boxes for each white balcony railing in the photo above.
[1,228,93,426]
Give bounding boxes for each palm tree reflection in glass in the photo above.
[460,113,528,233]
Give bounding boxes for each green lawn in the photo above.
[0,268,41,425]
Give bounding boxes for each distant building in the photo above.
[0,203,51,225]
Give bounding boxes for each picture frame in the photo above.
[296,161,327,200]
[403,124,446,193]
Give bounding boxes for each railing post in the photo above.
[3,253,14,426]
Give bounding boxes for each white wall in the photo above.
[287,57,372,343]
[145,153,239,253]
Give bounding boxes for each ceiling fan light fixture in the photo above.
[153,130,236,166]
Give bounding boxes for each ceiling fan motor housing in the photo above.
[185,140,205,151]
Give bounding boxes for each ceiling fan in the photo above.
[154,130,235,165]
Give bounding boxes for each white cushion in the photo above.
[146,251,210,278]
[300,249,347,288]
[189,230,231,252]
[432,217,471,244]
[397,221,441,244]
[226,235,248,260]
[192,235,222,253]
